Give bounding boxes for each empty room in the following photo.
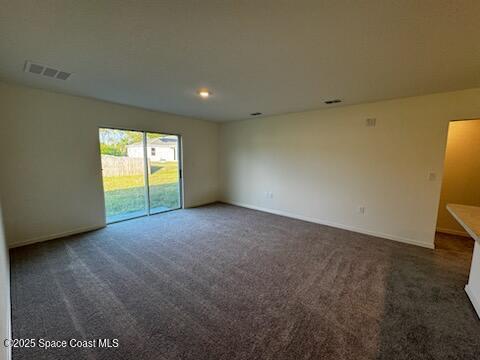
[0,1,480,359]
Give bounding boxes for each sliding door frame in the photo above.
[143,131,152,216]
[99,126,184,224]
[146,130,183,216]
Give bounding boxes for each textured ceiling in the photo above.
[0,0,479,122]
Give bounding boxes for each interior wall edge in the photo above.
[0,202,11,360]
[219,87,480,251]
[465,284,480,319]
[0,81,221,247]
[8,224,106,249]
[0,79,220,126]
[223,200,434,249]
[436,227,470,238]
[7,198,222,249]
[436,119,480,234]
[183,200,220,209]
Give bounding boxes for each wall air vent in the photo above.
[24,61,72,80]
[324,99,342,104]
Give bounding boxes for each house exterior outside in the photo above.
[127,136,177,162]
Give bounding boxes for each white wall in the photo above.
[0,202,11,360]
[220,88,480,248]
[437,119,480,236]
[466,243,480,317]
[151,147,175,162]
[127,146,144,158]
[0,82,219,247]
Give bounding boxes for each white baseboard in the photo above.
[8,224,106,249]
[223,201,434,249]
[6,291,11,360]
[436,227,470,237]
[465,285,480,318]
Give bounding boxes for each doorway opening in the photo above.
[435,119,480,250]
[99,128,182,223]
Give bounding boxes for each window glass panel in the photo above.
[99,128,147,223]
[146,133,181,213]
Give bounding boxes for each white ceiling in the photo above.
[0,0,479,122]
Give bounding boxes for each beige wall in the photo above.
[0,82,220,247]
[437,119,480,235]
[0,202,11,360]
[2,80,480,250]
[220,88,480,248]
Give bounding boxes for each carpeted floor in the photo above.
[10,203,480,359]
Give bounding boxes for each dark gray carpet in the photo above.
[10,203,480,359]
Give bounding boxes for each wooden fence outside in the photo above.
[101,155,150,177]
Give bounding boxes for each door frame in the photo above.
[98,126,184,224]
[434,117,480,243]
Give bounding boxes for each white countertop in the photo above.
[447,204,480,243]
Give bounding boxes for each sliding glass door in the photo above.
[99,128,182,223]
[146,133,181,214]
[99,129,147,222]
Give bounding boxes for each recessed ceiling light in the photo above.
[197,89,211,98]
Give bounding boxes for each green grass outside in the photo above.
[103,161,180,218]
[103,161,179,191]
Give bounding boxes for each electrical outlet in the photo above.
[265,191,273,199]
[358,206,366,214]
[366,118,376,127]
[428,172,436,181]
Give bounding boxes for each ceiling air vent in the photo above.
[324,99,342,105]
[24,61,72,80]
